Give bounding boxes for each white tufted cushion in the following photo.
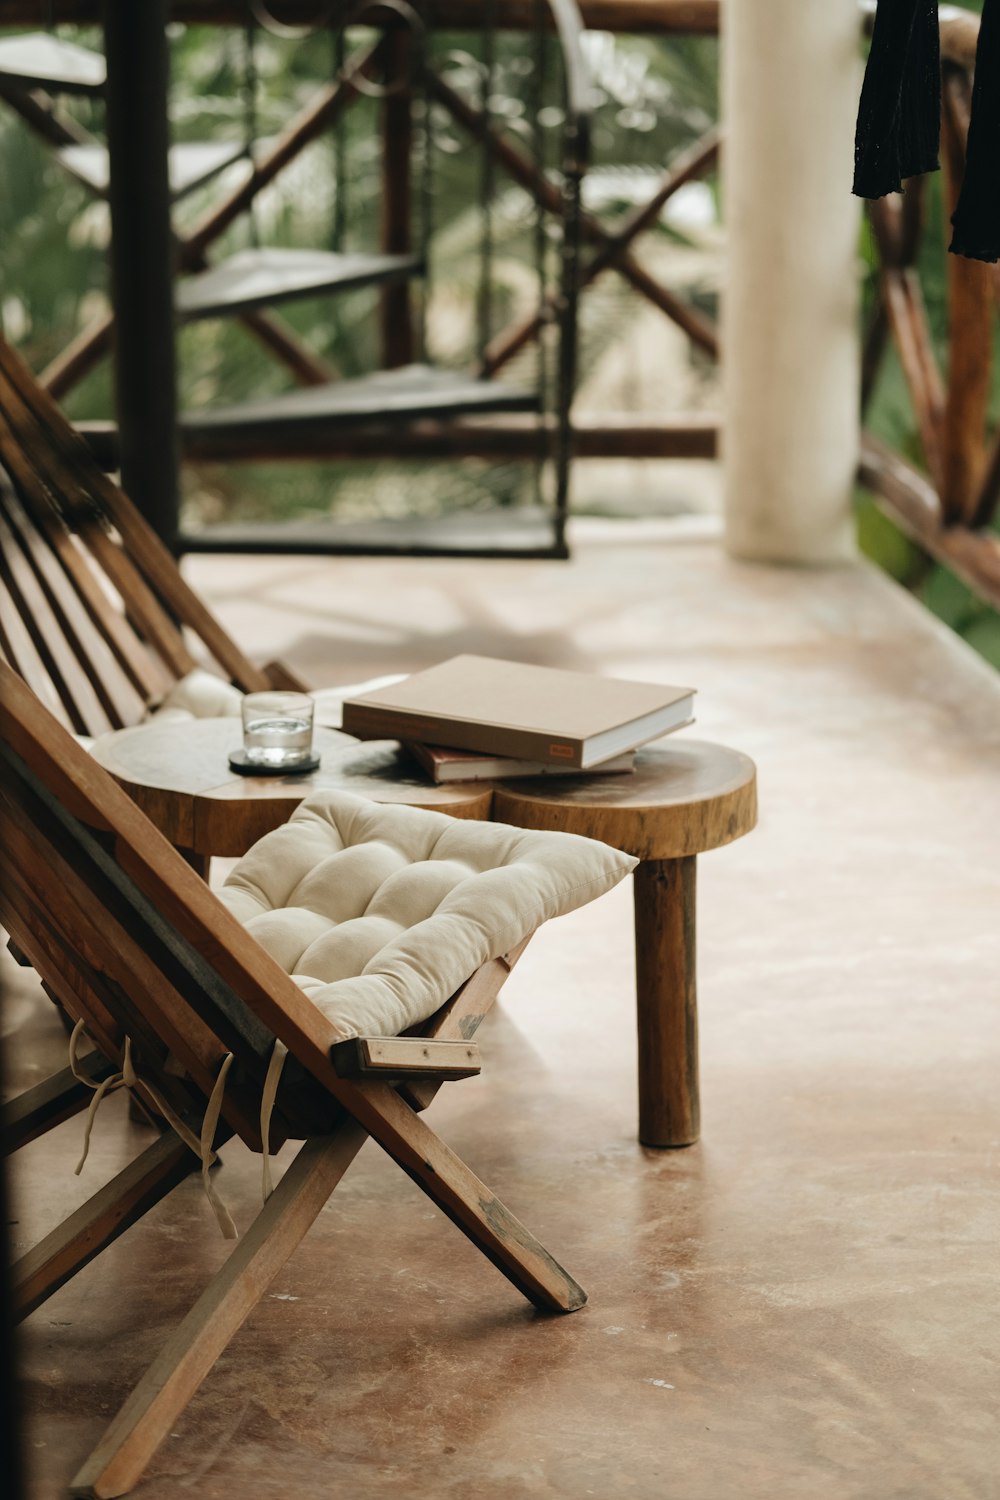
[218,790,637,1041]
[149,668,244,723]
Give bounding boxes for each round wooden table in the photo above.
[494,740,757,1149]
[91,719,756,1151]
[89,718,493,862]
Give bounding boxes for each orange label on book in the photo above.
[548,744,574,758]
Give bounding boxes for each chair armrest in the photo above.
[331,1037,481,1081]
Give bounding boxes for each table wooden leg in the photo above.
[633,856,699,1148]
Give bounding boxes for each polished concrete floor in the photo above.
[6,517,1000,1498]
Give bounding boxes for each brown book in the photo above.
[404,741,636,784]
[341,655,695,770]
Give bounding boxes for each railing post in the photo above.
[102,0,180,552]
[940,70,993,527]
[722,0,859,563]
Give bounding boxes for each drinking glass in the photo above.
[241,691,314,769]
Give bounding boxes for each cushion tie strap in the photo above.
[69,1020,130,1176]
[200,1052,238,1241]
[132,1054,238,1242]
[259,1039,289,1204]
[68,1020,238,1241]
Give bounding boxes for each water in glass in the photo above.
[241,691,314,769]
[243,714,312,767]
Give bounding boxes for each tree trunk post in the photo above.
[722,0,860,564]
[103,0,181,553]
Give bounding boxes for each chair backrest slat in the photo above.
[14,473,173,706]
[0,502,115,735]
[0,487,147,729]
[0,335,271,693]
[0,401,176,712]
[0,559,80,732]
[0,337,276,738]
[0,370,198,683]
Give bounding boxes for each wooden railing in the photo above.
[7,0,997,597]
[858,4,1000,612]
[1,0,723,468]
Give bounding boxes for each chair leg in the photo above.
[2,1052,116,1154]
[70,1125,367,1500]
[347,1080,587,1316]
[14,1133,195,1321]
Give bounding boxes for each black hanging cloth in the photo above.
[853,0,1000,263]
[950,0,1000,260]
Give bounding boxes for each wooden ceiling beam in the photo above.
[0,1,721,35]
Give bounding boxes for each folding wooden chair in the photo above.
[1,664,594,1498]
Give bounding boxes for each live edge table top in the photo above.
[90,718,757,863]
[493,738,757,860]
[89,717,494,857]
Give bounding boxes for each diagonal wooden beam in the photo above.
[583,128,722,273]
[42,302,336,399]
[225,307,338,388]
[868,195,945,487]
[426,67,719,359]
[0,78,91,146]
[41,314,115,398]
[861,177,927,413]
[35,39,385,398]
[182,37,386,259]
[1,1051,115,1153]
[482,129,720,377]
[13,1133,196,1321]
[70,1128,368,1500]
[860,434,1000,611]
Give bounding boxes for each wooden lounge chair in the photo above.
[1,662,632,1497]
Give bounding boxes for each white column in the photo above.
[722,0,860,564]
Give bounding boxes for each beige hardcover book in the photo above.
[342,655,695,769]
[405,741,636,783]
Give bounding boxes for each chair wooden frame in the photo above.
[0,664,585,1499]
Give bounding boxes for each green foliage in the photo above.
[3,15,994,672]
[859,121,1000,674]
[919,564,1000,668]
[0,20,721,530]
[960,614,1000,668]
[0,107,105,386]
[585,30,717,166]
[855,490,921,585]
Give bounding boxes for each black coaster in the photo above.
[228,748,321,777]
